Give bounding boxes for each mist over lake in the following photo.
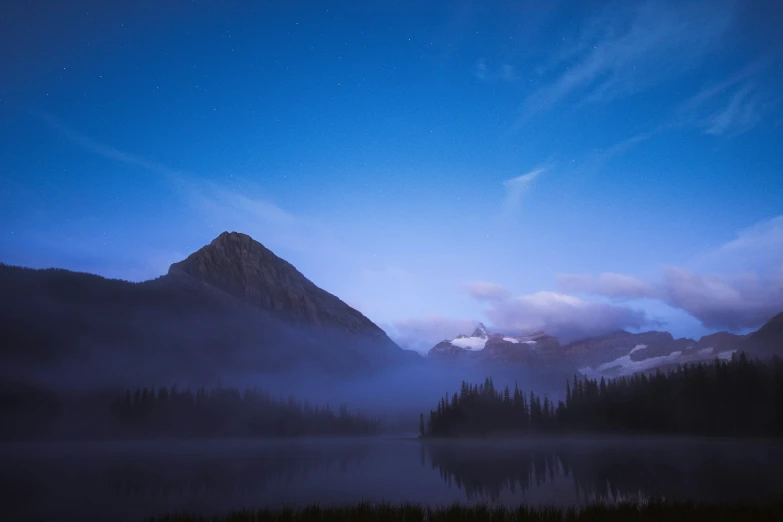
[3,0,783,520]
[3,437,782,522]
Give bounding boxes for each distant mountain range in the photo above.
[427,314,783,378]
[1,230,780,390]
[0,232,418,388]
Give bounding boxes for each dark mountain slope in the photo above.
[746,311,783,357]
[0,233,417,388]
[169,232,391,340]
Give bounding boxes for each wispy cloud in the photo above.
[473,58,518,83]
[677,56,781,136]
[698,214,783,273]
[518,1,732,120]
[33,111,339,259]
[34,110,182,179]
[503,167,545,212]
[182,181,339,257]
[585,124,673,171]
[719,215,783,254]
[703,83,763,135]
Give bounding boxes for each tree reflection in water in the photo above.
[422,437,783,505]
[2,437,782,522]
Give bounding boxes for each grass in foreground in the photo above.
[147,501,783,522]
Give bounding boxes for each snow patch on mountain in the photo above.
[698,347,714,356]
[580,351,683,378]
[503,337,520,344]
[451,336,488,350]
[629,344,647,354]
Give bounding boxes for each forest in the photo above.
[110,385,384,437]
[422,352,783,438]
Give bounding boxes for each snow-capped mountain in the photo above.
[449,323,491,350]
[428,323,561,362]
[425,315,783,377]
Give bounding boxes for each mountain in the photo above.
[0,232,417,388]
[428,324,563,365]
[169,232,390,340]
[568,331,735,378]
[746,311,783,357]
[426,314,782,377]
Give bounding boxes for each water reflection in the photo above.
[101,443,368,498]
[1,437,782,522]
[423,437,783,505]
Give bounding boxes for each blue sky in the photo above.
[1,0,782,352]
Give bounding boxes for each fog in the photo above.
[0,264,575,441]
[2,266,782,521]
[3,437,782,522]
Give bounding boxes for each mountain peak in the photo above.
[167,232,392,340]
[169,231,301,297]
[471,322,490,338]
[211,230,254,247]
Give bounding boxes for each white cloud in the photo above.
[557,267,782,331]
[556,216,783,330]
[658,266,783,330]
[464,281,512,302]
[476,288,649,341]
[388,316,479,354]
[503,168,545,211]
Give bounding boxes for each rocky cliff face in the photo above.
[168,231,391,342]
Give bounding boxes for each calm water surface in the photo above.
[1,437,782,521]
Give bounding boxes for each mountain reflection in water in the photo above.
[1,437,781,522]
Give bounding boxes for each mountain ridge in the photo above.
[426,317,782,377]
[0,232,417,387]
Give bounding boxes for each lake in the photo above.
[1,437,782,521]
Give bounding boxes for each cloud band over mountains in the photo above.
[391,215,783,353]
[557,215,783,330]
[557,267,783,331]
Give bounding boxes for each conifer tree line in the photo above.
[422,353,783,438]
[110,385,383,437]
